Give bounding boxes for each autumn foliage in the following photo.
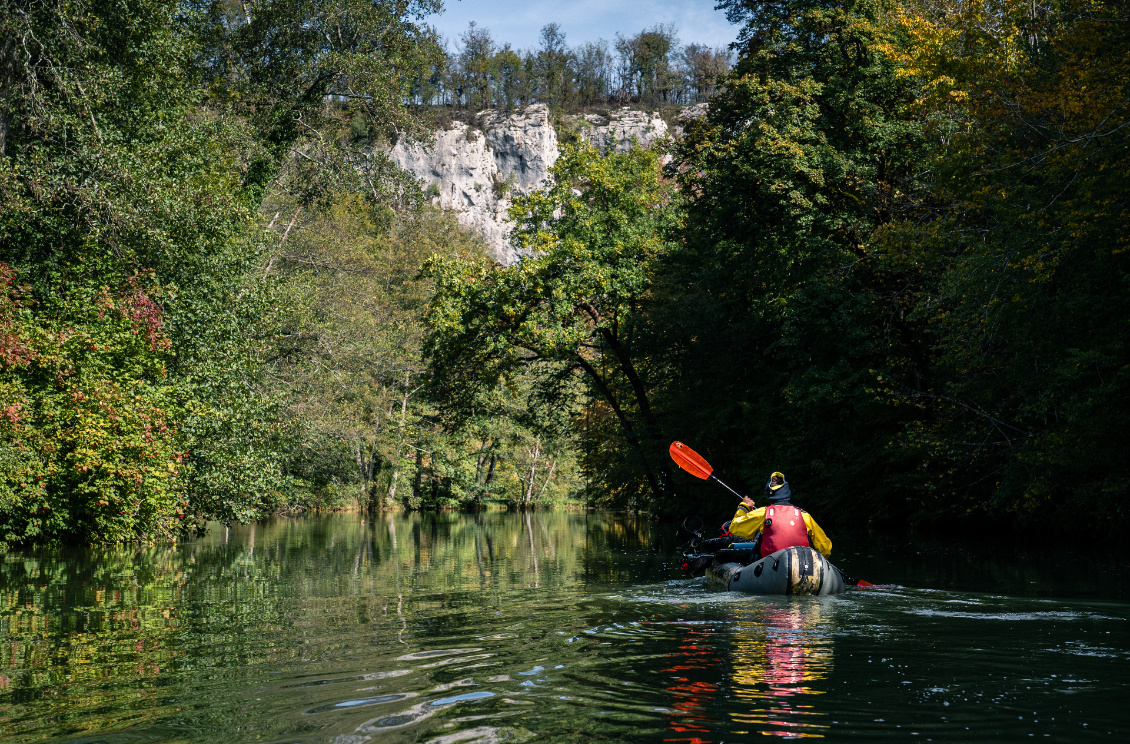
[0,265,184,543]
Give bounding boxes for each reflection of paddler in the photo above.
[661,623,722,740]
[729,602,833,738]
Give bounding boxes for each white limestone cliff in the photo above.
[389,104,557,265]
[561,109,669,154]
[389,103,705,264]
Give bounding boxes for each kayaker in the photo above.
[727,472,832,557]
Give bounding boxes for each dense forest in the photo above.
[1,0,1126,545]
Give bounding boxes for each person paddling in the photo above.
[728,472,833,558]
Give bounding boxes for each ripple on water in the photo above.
[397,648,485,661]
[6,514,1128,744]
[345,691,498,738]
[285,669,414,688]
[424,724,533,744]
[304,692,417,714]
[907,609,1123,621]
[1059,641,1123,658]
[419,653,495,669]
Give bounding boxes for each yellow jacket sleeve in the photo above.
[802,512,833,556]
[729,505,766,539]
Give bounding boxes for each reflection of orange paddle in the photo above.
[668,442,746,501]
[670,441,875,589]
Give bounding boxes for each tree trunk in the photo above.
[575,354,665,501]
[474,437,489,483]
[484,454,497,486]
[386,372,411,507]
[577,301,671,502]
[363,412,381,510]
[535,458,557,503]
[356,440,366,504]
[523,439,541,507]
[596,325,672,499]
[0,35,12,159]
[412,449,423,504]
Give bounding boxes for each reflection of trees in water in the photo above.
[0,511,647,734]
[728,600,834,738]
[581,512,677,584]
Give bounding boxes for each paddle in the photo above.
[668,441,746,501]
[838,569,874,588]
[669,441,876,588]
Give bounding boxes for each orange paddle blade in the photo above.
[669,442,714,480]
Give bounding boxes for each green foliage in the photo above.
[418,0,1129,535]
[5,0,1125,543]
[263,189,587,511]
[0,0,440,543]
[0,265,185,544]
[191,0,443,201]
[424,141,682,507]
[657,0,929,521]
[650,0,1130,532]
[263,193,583,512]
[0,0,287,543]
[264,195,480,509]
[882,0,1130,527]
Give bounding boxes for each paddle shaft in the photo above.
[709,473,745,501]
[835,566,874,588]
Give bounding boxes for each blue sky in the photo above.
[425,0,737,53]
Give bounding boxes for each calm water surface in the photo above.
[1,512,1127,742]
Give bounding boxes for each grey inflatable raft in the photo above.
[705,545,847,596]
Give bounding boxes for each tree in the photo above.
[494,45,527,109]
[535,23,574,110]
[262,192,487,506]
[0,0,291,540]
[191,0,443,201]
[665,0,930,520]
[878,0,1130,526]
[424,142,683,507]
[457,22,497,110]
[0,0,443,542]
[678,44,730,103]
[0,265,185,544]
[575,40,614,105]
[615,25,678,104]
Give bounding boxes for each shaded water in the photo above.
[1,512,1127,742]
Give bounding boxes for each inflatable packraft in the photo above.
[681,539,852,596]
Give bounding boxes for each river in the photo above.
[1,512,1127,742]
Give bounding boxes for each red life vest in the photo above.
[759,505,811,557]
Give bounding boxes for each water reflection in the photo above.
[728,601,833,738]
[0,513,1126,743]
[0,512,668,742]
[661,623,722,743]
[655,600,834,742]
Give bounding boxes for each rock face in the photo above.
[389,103,704,264]
[478,106,559,196]
[390,106,557,265]
[561,109,669,154]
